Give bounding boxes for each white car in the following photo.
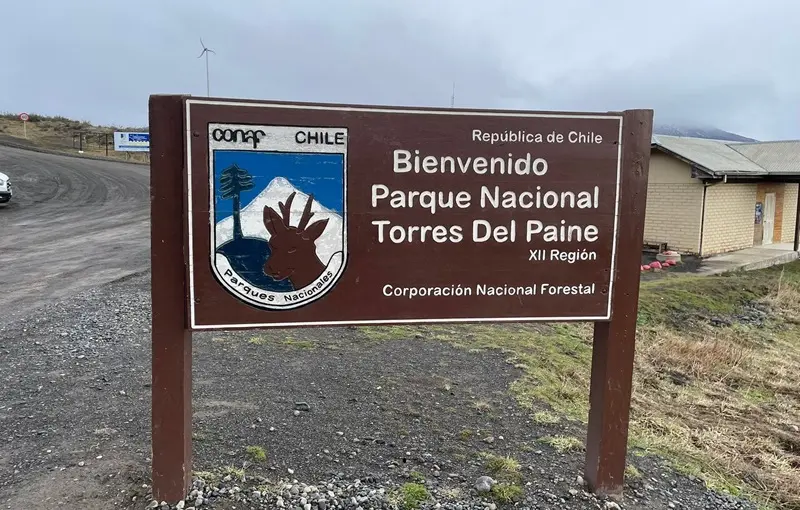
[0,171,12,204]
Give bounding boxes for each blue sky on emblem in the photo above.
[213,151,344,223]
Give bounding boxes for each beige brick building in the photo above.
[644,136,800,256]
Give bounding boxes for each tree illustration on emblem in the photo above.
[219,163,255,240]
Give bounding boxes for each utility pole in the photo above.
[450,82,456,108]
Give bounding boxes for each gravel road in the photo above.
[0,145,149,317]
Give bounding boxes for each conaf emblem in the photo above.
[208,123,348,310]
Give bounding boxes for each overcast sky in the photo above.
[2,0,798,140]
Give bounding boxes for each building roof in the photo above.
[651,134,800,179]
[728,140,800,176]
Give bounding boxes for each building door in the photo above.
[763,193,776,245]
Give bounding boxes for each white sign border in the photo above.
[185,98,624,330]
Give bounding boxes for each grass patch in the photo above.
[491,482,524,504]
[637,273,764,327]
[192,470,219,484]
[625,464,642,479]
[395,482,429,509]
[284,338,315,349]
[245,445,267,463]
[739,386,776,405]
[193,466,245,485]
[439,487,463,500]
[638,326,752,382]
[533,410,561,425]
[220,466,246,481]
[458,429,473,440]
[627,265,800,508]
[355,261,800,510]
[480,452,521,481]
[408,470,425,483]
[358,325,420,342]
[479,452,524,503]
[472,400,493,413]
[763,268,800,322]
[539,435,584,453]
[248,335,315,349]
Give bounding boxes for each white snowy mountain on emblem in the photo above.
[216,176,343,264]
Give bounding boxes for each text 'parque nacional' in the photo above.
[369,149,603,244]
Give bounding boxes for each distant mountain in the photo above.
[653,123,757,142]
[215,176,344,267]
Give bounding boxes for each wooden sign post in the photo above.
[149,94,652,503]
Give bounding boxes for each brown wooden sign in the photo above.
[185,99,625,328]
[149,94,653,503]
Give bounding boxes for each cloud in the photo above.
[1,0,798,139]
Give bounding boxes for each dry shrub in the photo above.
[763,285,800,323]
[638,326,752,382]
[632,320,800,508]
[630,266,800,508]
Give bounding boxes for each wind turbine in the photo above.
[197,38,216,96]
